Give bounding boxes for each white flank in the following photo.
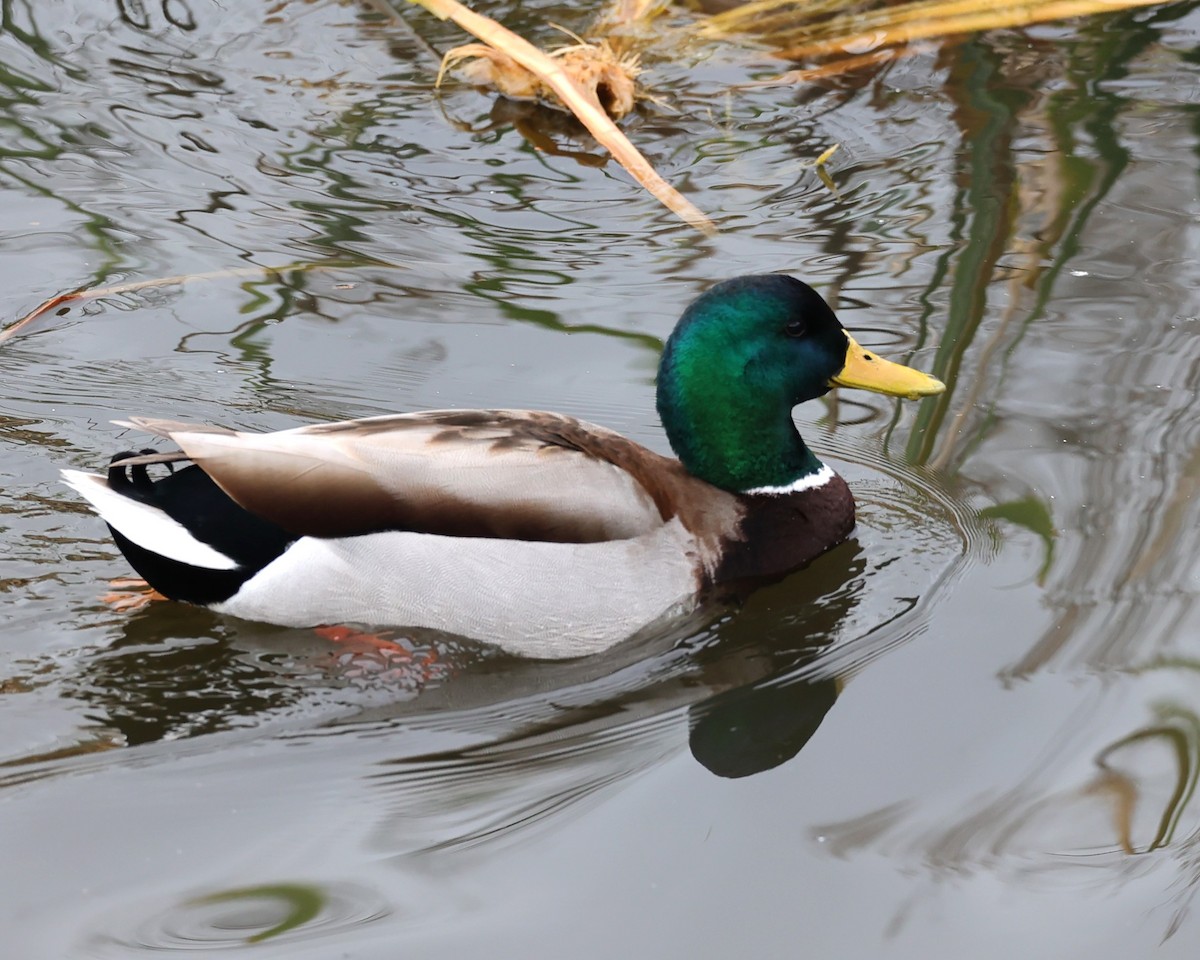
[743,462,835,496]
[61,469,239,571]
[214,520,703,659]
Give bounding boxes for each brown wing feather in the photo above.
[137,411,709,544]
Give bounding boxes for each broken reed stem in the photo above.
[408,0,716,235]
[0,262,379,347]
[0,268,267,346]
[593,0,671,29]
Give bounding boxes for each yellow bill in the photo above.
[830,334,945,399]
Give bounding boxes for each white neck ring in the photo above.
[742,462,835,496]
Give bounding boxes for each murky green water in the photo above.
[3,0,1200,955]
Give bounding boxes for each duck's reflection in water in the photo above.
[357,542,865,858]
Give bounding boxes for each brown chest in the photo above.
[707,474,856,594]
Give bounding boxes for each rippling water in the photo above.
[3,0,1200,956]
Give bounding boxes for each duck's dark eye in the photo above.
[784,318,806,338]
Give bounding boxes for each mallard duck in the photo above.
[63,274,943,658]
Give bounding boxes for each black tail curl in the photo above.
[107,448,174,501]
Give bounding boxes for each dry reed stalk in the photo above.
[700,0,1168,65]
[696,0,866,39]
[775,0,1168,60]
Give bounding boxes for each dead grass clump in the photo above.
[439,36,642,119]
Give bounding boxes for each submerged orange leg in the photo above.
[313,625,410,656]
[101,577,168,612]
[313,625,449,685]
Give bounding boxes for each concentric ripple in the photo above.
[95,882,390,953]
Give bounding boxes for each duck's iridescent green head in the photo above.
[656,275,943,493]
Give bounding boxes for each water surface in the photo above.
[2,1,1200,956]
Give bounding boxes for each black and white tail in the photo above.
[63,453,293,606]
